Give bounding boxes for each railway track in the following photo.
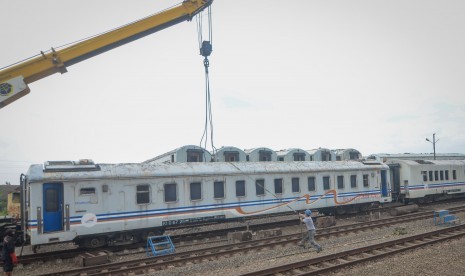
[11,199,459,265]
[41,205,465,276]
[240,224,465,275]
[14,215,299,265]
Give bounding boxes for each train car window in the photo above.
[255,179,265,196]
[337,176,344,190]
[349,151,359,160]
[323,176,330,190]
[453,170,457,180]
[259,150,272,161]
[445,170,449,180]
[363,174,369,187]
[214,181,225,198]
[45,189,59,212]
[224,151,239,162]
[440,171,444,180]
[136,185,150,204]
[292,178,300,193]
[421,171,427,182]
[187,150,203,162]
[80,188,96,195]
[236,180,246,197]
[429,171,433,181]
[434,171,439,181]
[350,175,357,188]
[190,182,202,200]
[307,177,316,191]
[164,183,177,202]
[274,179,283,194]
[293,153,306,161]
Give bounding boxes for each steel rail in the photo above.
[42,206,465,276]
[240,224,465,275]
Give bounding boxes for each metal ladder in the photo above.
[146,235,175,257]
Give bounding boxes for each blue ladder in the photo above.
[433,210,460,226]
[146,235,176,257]
[433,210,449,225]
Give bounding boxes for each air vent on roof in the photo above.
[44,159,100,172]
[362,161,382,165]
[45,161,74,166]
[414,160,434,164]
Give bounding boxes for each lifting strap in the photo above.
[197,6,216,158]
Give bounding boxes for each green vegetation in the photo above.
[0,189,5,215]
[393,227,408,235]
[0,191,7,215]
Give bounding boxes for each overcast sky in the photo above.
[1,0,465,184]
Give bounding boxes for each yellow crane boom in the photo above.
[0,0,213,109]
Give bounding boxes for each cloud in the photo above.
[0,140,9,149]
[221,96,253,109]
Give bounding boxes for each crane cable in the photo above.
[195,9,301,227]
[196,6,217,160]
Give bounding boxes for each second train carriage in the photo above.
[20,159,391,249]
[387,159,465,203]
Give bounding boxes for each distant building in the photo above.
[276,148,310,161]
[307,148,335,161]
[0,185,19,215]
[333,148,362,161]
[244,147,277,162]
[213,146,247,162]
[143,145,212,164]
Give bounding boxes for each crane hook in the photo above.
[200,40,212,57]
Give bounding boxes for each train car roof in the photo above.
[387,159,465,166]
[306,148,332,154]
[368,153,465,159]
[275,148,309,156]
[26,160,388,183]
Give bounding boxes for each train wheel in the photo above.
[85,236,106,248]
[359,204,369,212]
[335,207,346,215]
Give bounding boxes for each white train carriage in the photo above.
[387,159,465,203]
[21,159,391,249]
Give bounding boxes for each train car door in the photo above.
[43,183,64,232]
[388,163,401,200]
[381,170,388,197]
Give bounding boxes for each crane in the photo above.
[0,0,213,109]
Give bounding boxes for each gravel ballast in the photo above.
[11,203,465,276]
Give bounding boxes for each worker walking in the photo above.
[2,229,17,276]
[298,209,322,253]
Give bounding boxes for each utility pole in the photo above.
[425,133,439,160]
